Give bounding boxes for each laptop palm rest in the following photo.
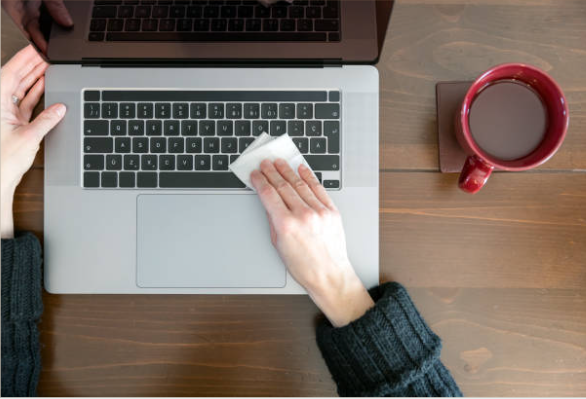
[136,194,286,288]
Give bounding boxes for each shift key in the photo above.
[304,155,340,171]
[84,137,113,153]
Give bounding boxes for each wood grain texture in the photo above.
[2,0,586,396]
[378,0,586,170]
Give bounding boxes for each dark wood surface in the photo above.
[2,0,586,396]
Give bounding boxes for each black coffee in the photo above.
[469,80,547,161]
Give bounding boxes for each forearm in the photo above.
[315,282,462,397]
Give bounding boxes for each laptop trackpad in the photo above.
[136,194,286,288]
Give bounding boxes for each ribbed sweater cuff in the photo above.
[316,282,460,396]
[1,232,43,323]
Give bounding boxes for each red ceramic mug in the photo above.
[455,63,569,194]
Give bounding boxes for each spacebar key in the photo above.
[159,172,246,188]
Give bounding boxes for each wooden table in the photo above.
[2,0,586,396]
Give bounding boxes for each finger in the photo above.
[19,76,45,121]
[25,20,48,54]
[13,61,48,100]
[1,45,44,93]
[251,169,289,220]
[260,159,308,212]
[273,158,327,212]
[24,103,66,143]
[299,164,337,210]
[266,211,277,245]
[44,0,74,26]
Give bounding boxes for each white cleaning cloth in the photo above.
[229,133,311,189]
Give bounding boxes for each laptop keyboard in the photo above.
[89,0,341,42]
[83,90,341,189]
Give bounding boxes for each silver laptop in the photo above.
[3,0,392,294]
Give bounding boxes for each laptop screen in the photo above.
[1,0,393,64]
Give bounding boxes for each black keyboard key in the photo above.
[288,120,304,136]
[272,6,287,18]
[160,155,175,170]
[199,120,215,136]
[280,19,295,31]
[239,137,255,152]
[195,155,211,170]
[191,103,207,118]
[246,19,261,31]
[102,103,118,118]
[213,155,229,170]
[141,154,158,170]
[120,103,136,118]
[221,5,237,18]
[328,32,340,42]
[238,5,253,18]
[125,18,141,31]
[292,138,308,153]
[168,137,185,153]
[217,121,233,136]
[177,155,193,170]
[304,155,339,170]
[164,120,180,136]
[160,18,175,31]
[146,120,162,135]
[254,5,269,18]
[297,103,313,119]
[328,90,340,102]
[84,91,100,101]
[170,5,185,17]
[115,137,131,153]
[204,137,220,153]
[193,19,210,31]
[177,18,192,31]
[152,5,168,17]
[107,19,124,31]
[186,137,202,153]
[297,19,312,31]
[226,103,242,119]
[128,120,145,135]
[89,32,105,41]
[105,154,122,170]
[84,137,113,153]
[135,5,151,17]
[84,155,104,170]
[110,120,126,136]
[230,154,239,163]
[306,6,320,18]
[211,19,227,31]
[270,121,286,136]
[124,154,140,170]
[137,103,153,118]
[187,5,202,17]
[90,19,107,31]
[315,19,338,31]
[324,121,340,153]
[252,120,268,136]
[244,103,260,119]
[137,172,157,188]
[289,6,303,18]
[323,4,338,18]
[314,171,322,183]
[119,172,135,188]
[155,103,171,118]
[263,19,278,31]
[323,180,339,189]
[173,103,189,119]
[142,18,158,30]
[84,120,109,136]
[315,103,340,119]
[159,172,245,188]
[204,5,219,18]
[150,137,167,153]
[310,137,326,153]
[221,138,238,153]
[181,121,198,136]
[84,172,100,187]
[235,120,251,136]
[306,120,321,136]
[279,103,295,119]
[102,91,327,102]
[261,103,278,119]
[228,19,244,31]
[209,103,224,118]
[93,6,117,18]
[132,137,149,153]
[84,103,100,118]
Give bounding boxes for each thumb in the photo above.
[25,103,66,142]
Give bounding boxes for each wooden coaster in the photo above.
[436,81,472,173]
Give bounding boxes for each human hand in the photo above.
[2,0,73,53]
[1,45,66,238]
[251,159,374,327]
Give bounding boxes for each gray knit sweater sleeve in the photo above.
[1,233,43,397]
[316,282,462,397]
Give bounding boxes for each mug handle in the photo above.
[458,155,494,194]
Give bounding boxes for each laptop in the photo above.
[3,0,391,294]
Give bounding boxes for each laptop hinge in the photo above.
[78,59,344,68]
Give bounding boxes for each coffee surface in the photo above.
[469,80,547,161]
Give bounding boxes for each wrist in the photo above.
[308,267,374,328]
[1,186,16,239]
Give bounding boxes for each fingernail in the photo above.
[54,104,66,117]
[299,164,307,171]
